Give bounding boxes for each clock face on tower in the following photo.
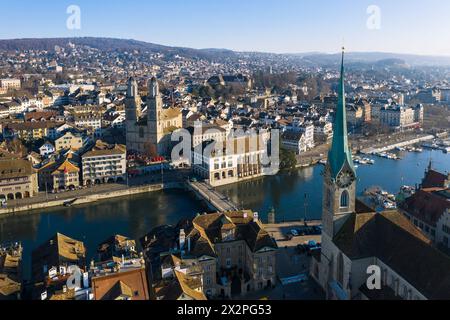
[337,170,356,188]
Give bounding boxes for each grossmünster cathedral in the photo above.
[125,76,182,156]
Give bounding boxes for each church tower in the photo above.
[147,77,164,155]
[322,48,357,238]
[125,77,141,123]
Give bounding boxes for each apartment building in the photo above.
[192,132,272,187]
[141,210,277,299]
[81,143,126,185]
[55,132,83,151]
[0,158,38,201]
[38,157,80,192]
[0,78,21,90]
[380,104,423,130]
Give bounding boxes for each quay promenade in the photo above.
[360,135,435,154]
[0,171,239,216]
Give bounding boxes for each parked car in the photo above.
[312,225,322,235]
[291,229,299,237]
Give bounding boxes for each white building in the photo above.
[188,122,228,149]
[193,131,275,187]
[281,125,315,155]
[380,104,423,130]
[81,144,127,185]
[39,142,56,157]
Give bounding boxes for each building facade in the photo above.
[81,144,126,186]
[0,158,38,201]
[141,210,277,299]
[380,104,423,130]
[0,78,21,90]
[193,132,272,187]
[55,132,83,151]
[125,77,182,157]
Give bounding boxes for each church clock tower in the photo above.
[322,49,357,238]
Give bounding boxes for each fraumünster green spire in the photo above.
[327,48,356,180]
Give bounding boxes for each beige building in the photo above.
[0,78,21,90]
[0,158,38,201]
[380,104,423,130]
[38,157,80,192]
[55,132,83,151]
[142,210,278,299]
[125,77,182,156]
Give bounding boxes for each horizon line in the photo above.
[1,36,450,59]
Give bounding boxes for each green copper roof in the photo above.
[327,49,356,180]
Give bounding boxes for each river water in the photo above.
[0,150,448,279]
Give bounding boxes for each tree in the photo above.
[280,147,297,170]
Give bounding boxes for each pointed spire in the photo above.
[148,77,159,99]
[327,48,356,180]
[126,77,138,98]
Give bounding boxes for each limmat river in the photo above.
[0,150,448,280]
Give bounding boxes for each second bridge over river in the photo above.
[186,180,238,212]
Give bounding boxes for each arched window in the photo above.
[340,190,349,208]
[337,253,344,286]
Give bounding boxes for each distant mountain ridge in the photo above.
[1,37,450,66]
[0,37,237,60]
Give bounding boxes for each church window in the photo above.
[340,190,349,208]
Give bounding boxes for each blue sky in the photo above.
[1,0,450,56]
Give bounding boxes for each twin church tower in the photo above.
[125,77,182,156]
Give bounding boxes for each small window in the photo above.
[340,191,349,208]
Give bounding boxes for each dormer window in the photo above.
[221,228,234,242]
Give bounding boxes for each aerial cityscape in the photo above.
[0,0,449,306]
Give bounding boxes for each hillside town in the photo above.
[0,39,449,301]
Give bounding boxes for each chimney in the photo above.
[179,229,186,251]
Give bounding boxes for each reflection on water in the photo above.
[0,150,448,280]
[0,190,205,280]
[218,150,449,223]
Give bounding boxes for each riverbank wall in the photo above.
[360,135,435,154]
[0,182,185,216]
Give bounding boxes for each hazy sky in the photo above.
[1,0,450,56]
